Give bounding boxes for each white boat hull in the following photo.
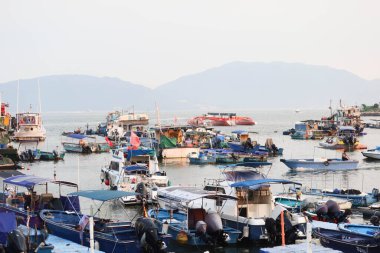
[362,151,380,160]
[161,147,200,159]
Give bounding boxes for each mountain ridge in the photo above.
[0,62,378,112]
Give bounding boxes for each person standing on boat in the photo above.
[342,152,350,161]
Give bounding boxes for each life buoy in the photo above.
[324,161,329,166]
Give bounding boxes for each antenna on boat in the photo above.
[155,102,162,133]
[38,79,42,114]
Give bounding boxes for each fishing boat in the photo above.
[199,164,306,243]
[150,186,241,246]
[338,224,380,238]
[0,155,19,170]
[0,212,55,253]
[100,148,169,205]
[13,112,46,142]
[0,174,80,229]
[274,195,352,213]
[188,150,217,164]
[313,227,380,253]
[153,125,200,159]
[188,112,255,127]
[39,149,65,161]
[106,112,149,141]
[62,134,110,153]
[280,158,359,171]
[300,187,379,207]
[40,190,170,253]
[319,126,367,150]
[362,147,380,160]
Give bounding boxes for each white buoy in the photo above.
[89,216,94,253]
[306,222,312,253]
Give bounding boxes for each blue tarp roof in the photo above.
[123,165,149,172]
[126,149,155,161]
[230,178,302,188]
[3,175,52,189]
[67,133,93,139]
[68,190,138,201]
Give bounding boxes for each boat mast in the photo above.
[38,79,42,114]
[16,80,20,129]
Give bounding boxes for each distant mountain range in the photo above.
[0,62,378,112]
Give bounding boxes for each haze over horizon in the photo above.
[1,1,379,88]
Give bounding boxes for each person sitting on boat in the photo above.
[244,138,254,150]
[342,152,350,161]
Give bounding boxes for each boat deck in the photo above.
[46,234,105,253]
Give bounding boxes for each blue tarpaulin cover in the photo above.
[68,190,138,202]
[0,212,16,244]
[67,134,91,139]
[3,175,52,189]
[230,178,302,188]
[123,165,149,172]
[126,149,155,161]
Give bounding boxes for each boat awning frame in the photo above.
[230,179,302,188]
[68,190,139,202]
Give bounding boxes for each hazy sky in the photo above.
[1,0,379,88]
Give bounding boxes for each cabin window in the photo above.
[109,161,119,171]
[203,186,226,194]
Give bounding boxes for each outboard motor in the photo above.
[6,228,27,253]
[370,215,380,226]
[52,150,59,158]
[265,218,278,245]
[204,211,228,246]
[372,188,380,201]
[136,182,148,201]
[135,217,166,253]
[326,200,340,217]
[316,204,328,220]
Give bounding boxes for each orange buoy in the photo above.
[176,231,188,244]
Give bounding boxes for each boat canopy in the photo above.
[231,178,302,188]
[0,170,24,179]
[223,170,265,182]
[158,186,238,204]
[3,175,52,189]
[68,190,139,202]
[126,149,155,161]
[123,165,149,172]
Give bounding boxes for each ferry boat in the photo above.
[13,112,46,142]
[188,112,256,126]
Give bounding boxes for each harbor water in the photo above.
[10,109,380,252]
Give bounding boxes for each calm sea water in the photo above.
[11,110,380,252]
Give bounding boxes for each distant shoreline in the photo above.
[362,111,380,116]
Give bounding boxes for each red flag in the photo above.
[130,131,140,148]
[105,137,114,147]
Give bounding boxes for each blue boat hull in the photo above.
[148,209,241,246]
[281,159,359,171]
[40,210,140,253]
[338,224,380,238]
[314,228,380,253]
[189,156,216,165]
